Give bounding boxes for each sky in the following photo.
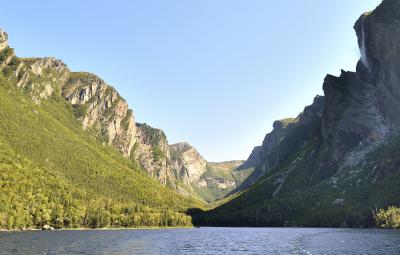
[0,0,381,162]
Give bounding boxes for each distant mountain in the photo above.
[192,0,400,227]
[170,142,252,202]
[0,29,204,230]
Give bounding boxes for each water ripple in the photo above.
[0,228,399,255]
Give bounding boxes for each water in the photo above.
[0,227,399,255]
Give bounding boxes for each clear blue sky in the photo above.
[1,0,381,162]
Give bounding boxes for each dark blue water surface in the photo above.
[0,227,399,254]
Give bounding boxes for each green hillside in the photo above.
[190,0,400,228]
[192,135,400,227]
[0,72,202,230]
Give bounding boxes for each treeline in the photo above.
[0,142,192,230]
[0,73,200,230]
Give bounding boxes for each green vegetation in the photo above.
[278,118,298,127]
[0,47,13,63]
[152,146,166,162]
[192,186,230,203]
[72,104,87,119]
[232,167,254,186]
[137,123,167,146]
[121,110,133,130]
[0,69,202,230]
[204,163,235,180]
[192,135,400,227]
[375,206,400,229]
[192,162,253,203]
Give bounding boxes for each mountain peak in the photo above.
[170,142,193,152]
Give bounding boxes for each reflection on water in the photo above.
[0,227,399,255]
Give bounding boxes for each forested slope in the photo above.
[0,44,202,231]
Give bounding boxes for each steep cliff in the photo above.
[193,0,400,227]
[0,28,205,200]
[63,72,136,157]
[170,142,208,187]
[234,96,325,193]
[133,123,174,186]
[0,30,203,230]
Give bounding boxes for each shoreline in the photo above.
[2,226,396,232]
[0,226,195,232]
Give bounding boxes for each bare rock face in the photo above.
[133,123,173,186]
[0,27,251,200]
[170,143,249,201]
[0,29,7,51]
[321,71,388,171]
[170,142,207,186]
[0,38,68,104]
[62,72,136,157]
[354,1,400,130]
[0,41,69,104]
[198,0,400,227]
[318,0,400,172]
[0,31,175,188]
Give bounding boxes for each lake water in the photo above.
[0,227,399,255]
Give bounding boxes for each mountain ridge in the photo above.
[191,0,400,227]
[0,26,248,219]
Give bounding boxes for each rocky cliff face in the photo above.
[0,29,8,51]
[237,146,261,171]
[170,142,208,187]
[170,142,251,202]
[0,39,69,104]
[63,72,136,157]
[0,29,178,190]
[194,0,400,227]
[354,0,400,131]
[133,123,174,186]
[0,28,247,199]
[235,95,325,192]
[235,0,400,191]
[316,0,400,175]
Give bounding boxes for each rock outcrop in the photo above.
[133,123,173,186]
[0,43,69,103]
[63,72,136,157]
[194,0,400,227]
[0,29,7,51]
[0,31,175,189]
[237,146,261,171]
[170,142,207,187]
[170,142,251,201]
[0,31,249,200]
[236,95,325,192]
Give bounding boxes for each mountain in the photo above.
[232,98,324,194]
[0,25,252,230]
[170,142,253,202]
[62,67,249,199]
[192,0,400,227]
[0,29,206,230]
